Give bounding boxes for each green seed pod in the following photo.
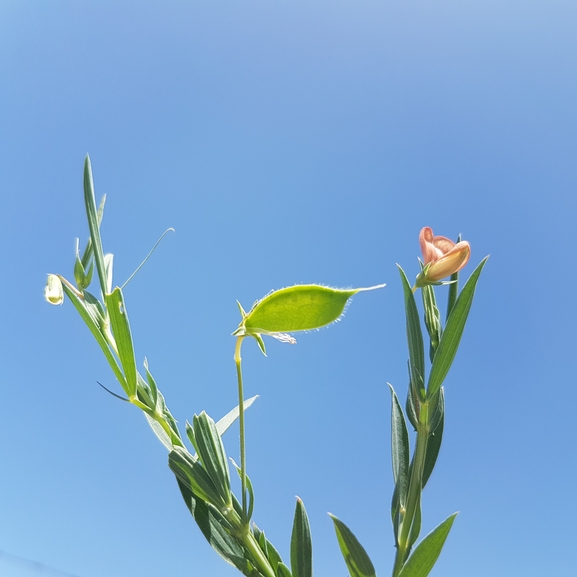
[234,283,385,339]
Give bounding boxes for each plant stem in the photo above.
[234,336,248,521]
[223,507,276,577]
[242,530,277,577]
[392,402,430,577]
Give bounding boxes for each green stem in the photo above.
[392,402,430,577]
[234,336,248,521]
[242,530,277,577]
[130,398,184,448]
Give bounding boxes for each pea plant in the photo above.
[45,156,487,577]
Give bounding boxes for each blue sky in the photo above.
[1,1,576,576]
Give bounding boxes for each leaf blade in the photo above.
[427,258,488,397]
[398,266,425,399]
[291,498,313,577]
[105,287,137,398]
[397,513,457,577]
[329,514,377,577]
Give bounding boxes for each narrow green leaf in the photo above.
[422,389,444,489]
[157,390,182,444]
[232,460,255,523]
[105,287,137,398]
[427,257,488,397]
[74,239,90,290]
[277,563,292,577]
[216,395,259,437]
[145,411,173,450]
[143,358,158,411]
[236,284,384,338]
[398,266,425,399]
[59,278,126,391]
[389,384,410,490]
[104,253,114,294]
[329,514,376,577]
[397,513,457,577]
[83,290,107,330]
[192,412,232,510]
[253,525,283,574]
[134,371,155,411]
[388,383,410,539]
[291,498,313,577]
[405,370,419,431]
[80,194,106,270]
[169,446,226,510]
[175,478,255,576]
[83,156,108,298]
[254,333,267,356]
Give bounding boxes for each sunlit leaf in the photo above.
[397,513,457,577]
[234,284,384,339]
[105,287,137,398]
[427,258,487,397]
[329,514,376,577]
[291,498,313,577]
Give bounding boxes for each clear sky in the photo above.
[1,1,576,576]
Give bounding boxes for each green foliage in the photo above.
[45,158,486,577]
[290,499,312,577]
[397,514,457,577]
[427,258,488,397]
[330,515,377,577]
[398,266,425,400]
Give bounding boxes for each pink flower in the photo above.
[416,227,470,286]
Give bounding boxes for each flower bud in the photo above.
[415,227,470,287]
[44,274,64,305]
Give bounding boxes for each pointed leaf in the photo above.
[104,253,114,294]
[329,514,376,577]
[236,284,384,337]
[83,156,108,297]
[192,412,232,509]
[80,194,106,269]
[398,266,425,398]
[175,478,255,576]
[145,412,173,450]
[388,383,410,538]
[58,278,126,391]
[422,389,444,489]
[216,395,259,437]
[253,525,283,574]
[143,358,158,410]
[105,287,137,397]
[389,384,410,490]
[427,258,487,397]
[405,371,418,431]
[291,498,313,577]
[397,513,457,577]
[277,563,292,577]
[169,446,227,510]
[232,460,255,523]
